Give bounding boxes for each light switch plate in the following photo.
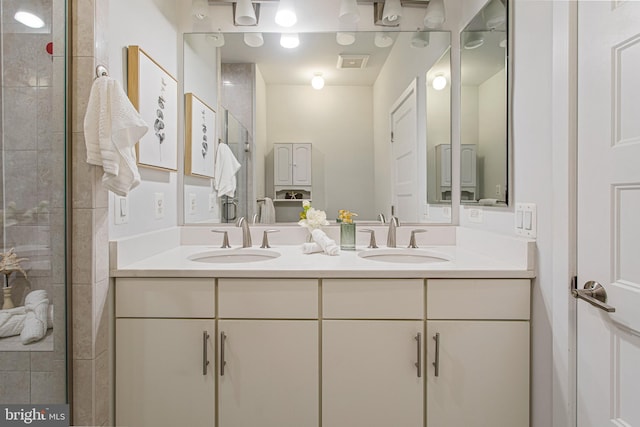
[515,202,537,238]
[188,193,197,215]
[114,195,129,225]
[154,192,165,219]
[467,207,483,223]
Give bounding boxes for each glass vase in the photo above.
[340,222,356,250]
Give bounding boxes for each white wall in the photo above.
[108,0,181,239]
[255,66,267,200]
[265,85,375,221]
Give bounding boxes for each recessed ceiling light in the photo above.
[14,11,44,29]
[280,33,300,49]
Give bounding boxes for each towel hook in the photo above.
[95,65,108,78]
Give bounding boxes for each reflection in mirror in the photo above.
[460,0,508,206]
[426,48,452,223]
[183,31,451,224]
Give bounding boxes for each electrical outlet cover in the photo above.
[188,193,197,214]
[467,207,483,223]
[154,193,165,219]
[209,194,216,212]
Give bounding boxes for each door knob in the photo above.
[572,280,616,313]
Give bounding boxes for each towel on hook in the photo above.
[83,75,149,196]
[20,290,51,344]
[260,197,276,224]
[214,143,241,198]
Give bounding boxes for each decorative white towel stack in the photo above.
[301,242,324,254]
[21,290,50,344]
[214,144,242,197]
[83,76,149,196]
[311,229,341,256]
[260,197,276,224]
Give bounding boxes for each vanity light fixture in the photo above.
[432,74,447,90]
[336,32,356,46]
[483,0,506,30]
[339,0,361,24]
[410,30,430,48]
[14,10,45,28]
[311,73,325,90]
[244,32,264,47]
[463,31,484,49]
[192,0,209,20]
[275,0,297,27]
[374,32,394,48]
[280,32,300,49]
[381,0,402,26]
[234,0,257,26]
[423,0,445,29]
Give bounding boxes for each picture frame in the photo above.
[127,45,178,171]
[185,93,217,178]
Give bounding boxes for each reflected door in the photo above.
[576,1,640,426]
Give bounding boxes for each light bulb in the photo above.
[235,0,257,26]
[411,31,430,49]
[382,0,402,25]
[339,0,360,24]
[374,32,393,48]
[336,32,356,46]
[244,33,264,47]
[423,0,445,29]
[311,74,325,90]
[275,0,297,27]
[432,75,447,91]
[280,33,300,49]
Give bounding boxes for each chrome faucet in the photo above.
[377,213,386,224]
[387,216,399,248]
[236,217,252,248]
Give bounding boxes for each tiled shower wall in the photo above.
[0,0,67,405]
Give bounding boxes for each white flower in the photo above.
[298,207,329,230]
[302,200,311,208]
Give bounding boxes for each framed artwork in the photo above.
[185,93,216,178]
[127,45,178,171]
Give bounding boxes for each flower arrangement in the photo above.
[298,200,329,231]
[338,209,358,224]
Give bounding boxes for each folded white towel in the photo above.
[214,144,241,198]
[83,76,149,196]
[260,197,276,224]
[311,229,341,256]
[21,290,50,344]
[302,242,324,254]
[0,305,54,339]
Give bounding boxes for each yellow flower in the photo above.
[338,209,358,224]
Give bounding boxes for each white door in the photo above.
[577,1,640,426]
[390,80,419,222]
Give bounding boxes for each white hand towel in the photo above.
[83,76,149,196]
[302,242,323,254]
[0,305,53,339]
[214,144,242,198]
[20,290,50,344]
[260,197,276,224]
[311,229,341,256]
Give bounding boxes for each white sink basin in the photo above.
[358,248,451,264]
[188,249,281,264]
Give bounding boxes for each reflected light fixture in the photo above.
[14,10,45,28]
[275,0,297,27]
[336,32,356,46]
[483,0,506,30]
[374,32,394,48]
[339,0,360,24]
[499,36,507,48]
[192,0,208,20]
[423,0,445,29]
[382,0,402,26]
[235,0,257,26]
[208,31,225,47]
[432,75,447,91]
[280,33,300,49]
[311,73,325,90]
[244,32,264,47]
[463,32,484,49]
[411,30,430,48]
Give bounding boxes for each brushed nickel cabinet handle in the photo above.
[202,331,210,376]
[433,332,440,377]
[414,333,422,378]
[220,331,227,376]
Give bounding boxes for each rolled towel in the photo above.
[302,242,323,254]
[20,290,50,344]
[0,305,54,339]
[311,229,341,256]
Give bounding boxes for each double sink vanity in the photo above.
[110,224,535,427]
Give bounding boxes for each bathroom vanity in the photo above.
[111,226,534,427]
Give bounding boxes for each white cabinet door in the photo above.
[460,144,477,187]
[218,320,319,427]
[116,318,215,427]
[322,320,424,427]
[426,320,529,427]
[292,143,312,185]
[273,143,293,186]
[274,143,312,187]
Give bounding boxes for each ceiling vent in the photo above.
[337,54,370,69]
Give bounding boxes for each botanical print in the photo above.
[185,93,216,178]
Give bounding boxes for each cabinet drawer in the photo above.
[323,279,424,319]
[427,279,530,320]
[116,278,215,318]
[218,279,318,318]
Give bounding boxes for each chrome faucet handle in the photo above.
[236,217,252,248]
[359,229,378,248]
[387,216,399,248]
[211,230,231,248]
[408,229,428,249]
[252,213,260,224]
[377,213,386,224]
[260,229,279,248]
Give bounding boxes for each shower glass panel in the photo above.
[0,0,68,405]
[221,108,251,223]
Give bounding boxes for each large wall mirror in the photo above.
[183,30,452,224]
[460,0,509,206]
